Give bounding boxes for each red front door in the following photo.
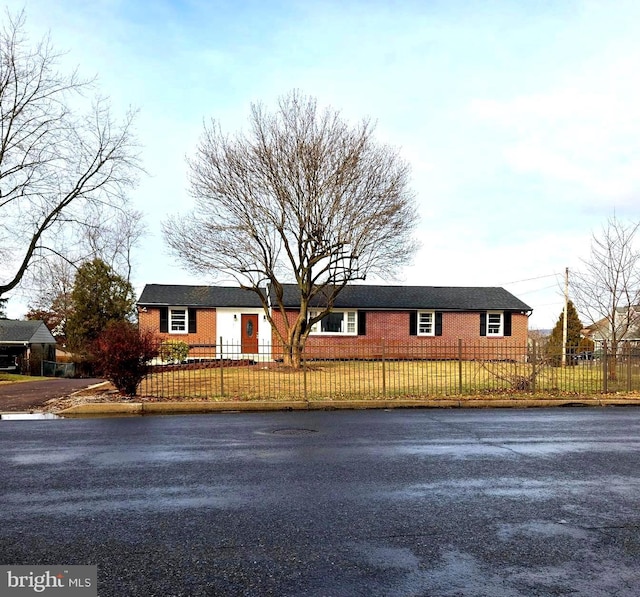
[241,314,259,353]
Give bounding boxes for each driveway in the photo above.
[0,378,104,412]
[2,408,640,596]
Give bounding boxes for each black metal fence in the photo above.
[42,361,76,378]
[139,339,640,400]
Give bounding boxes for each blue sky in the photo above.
[4,0,640,329]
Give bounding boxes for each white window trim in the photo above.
[309,310,358,336]
[487,311,503,337]
[169,307,189,334]
[418,310,435,336]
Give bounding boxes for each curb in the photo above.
[58,398,640,416]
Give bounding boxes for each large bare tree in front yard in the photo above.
[0,11,140,303]
[571,216,640,379]
[164,91,418,367]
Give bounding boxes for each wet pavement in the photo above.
[1,408,640,596]
[0,378,104,411]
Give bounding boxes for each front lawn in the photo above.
[0,373,50,384]
[138,359,629,401]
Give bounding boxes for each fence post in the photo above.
[381,339,386,397]
[531,339,537,394]
[626,341,632,392]
[303,354,308,402]
[219,336,225,397]
[602,340,608,393]
[458,339,463,395]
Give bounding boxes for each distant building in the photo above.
[0,320,57,375]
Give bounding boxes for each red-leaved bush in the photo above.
[93,321,159,396]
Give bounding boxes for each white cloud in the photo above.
[469,50,640,206]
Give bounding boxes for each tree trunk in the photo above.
[608,340,618,381]
[282,325,307,369]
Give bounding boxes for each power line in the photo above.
[515,284,562,296]
[534,301,566,308]
[500,273,561,285]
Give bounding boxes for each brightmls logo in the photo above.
[0,566,97,596]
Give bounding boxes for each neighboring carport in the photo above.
[0,320,57,375]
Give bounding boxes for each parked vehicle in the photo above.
[573,351,594,361]
[0,354,18,372]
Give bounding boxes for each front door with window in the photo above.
[241,314,259,353]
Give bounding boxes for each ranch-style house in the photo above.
[137,283,532,361]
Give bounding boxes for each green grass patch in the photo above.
[0,373,47,383]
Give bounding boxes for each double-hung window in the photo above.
[309,311,357,335]
[480,311,512,337]
[486,311,503,336]
[410,311,442,336]
[418,311,435,336]
[170,308,187,333]
[159,307,197,334]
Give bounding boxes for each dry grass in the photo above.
[138,359,633,401]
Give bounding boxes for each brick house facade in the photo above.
[138,283,532,361]
[138,285,269,359]
[270,284,531,360]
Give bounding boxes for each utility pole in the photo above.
[562,267,569,367]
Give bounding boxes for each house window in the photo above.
[346,311,356,334]
[418,311,435,336]
[487,311,503,336]
[160,307,197,334]
[310,311,358,335]
[170,308,187,333]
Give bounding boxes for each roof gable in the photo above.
[0,320,56,344]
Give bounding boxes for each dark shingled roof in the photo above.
[138,285,263,308]
[304,285,532,311]
[138,283,531,312]
[278,284,532,311]
[0,320,56,344]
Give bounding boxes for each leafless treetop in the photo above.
[0,10,142,298]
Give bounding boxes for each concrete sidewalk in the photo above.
[58,396,640,416]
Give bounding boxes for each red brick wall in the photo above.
[138,307,217,353]
[270,309,529,360]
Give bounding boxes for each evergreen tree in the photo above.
[547,300,584,364]
[66,259,135,356]
[0,297,7,319]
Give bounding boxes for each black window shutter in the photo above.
[480,312,487,337]
[409,311,417,336]
[357,311,366,336]
[435,312,443,336]
[504,312,512,336]
[188,308,197,333]
[160,307,168,333]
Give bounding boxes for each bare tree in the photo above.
[164,91,418,367]
[22,206,145,326]
[571,215,640,379]
[25,256,75,343]
[0,11,141,302]
[83,207,146,283]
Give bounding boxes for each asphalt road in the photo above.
[0,378,104,411]
[1,408,640,596]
